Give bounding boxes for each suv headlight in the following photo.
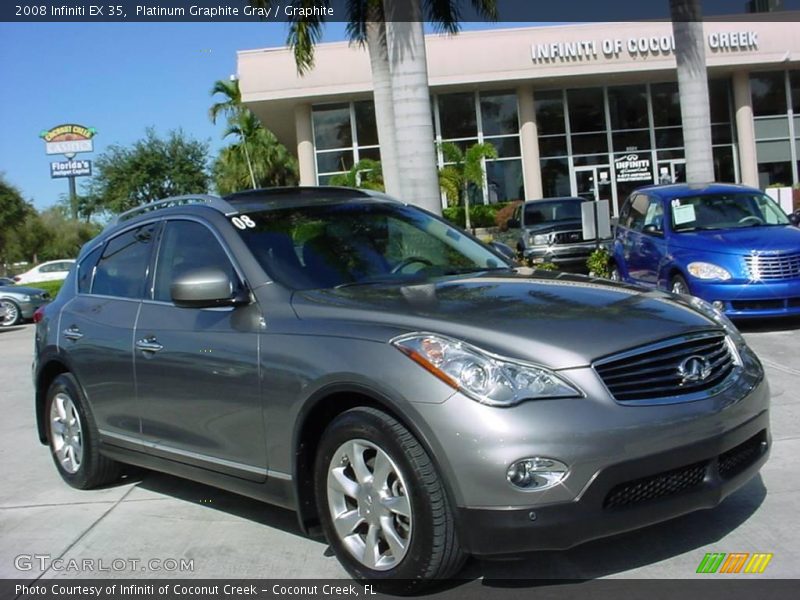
[530,234,549,246]
[687,262,731,281]
[392,333,582,407]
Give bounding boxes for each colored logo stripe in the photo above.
[696,552,773,574]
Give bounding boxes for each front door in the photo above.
[657,159,686,185]
[134,219,266,481]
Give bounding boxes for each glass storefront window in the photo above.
[538,135,568,158]
[713,146,736,183]
[608,85,649,130]
[613,129,650,152]
[354,101,378,147]
[791,71,800,113]
[751,72,788,117]
[480,93,519,136]
[709,79,732,124]
[486,160,524,203]
[711,124,733,145]
[535,90,565,135]
[439,92,477,139]
[358,147,381,162]
[316,150,355,174]
[655,127,683,149]
[540,158,570,198]
[485,136,521,158]
[758,162,793,188]
[571,132,608,155]
[567,88,605,133]
[651,82,681,127]
[312,104,352,150]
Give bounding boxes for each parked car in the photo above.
[34,188,769,589]
[611,183,800,319]
[508,197,600,271]
[14,259,75,285]
[0,285,50,326]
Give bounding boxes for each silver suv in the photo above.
[34,188,769,589]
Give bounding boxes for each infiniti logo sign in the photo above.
[678,355,713,385]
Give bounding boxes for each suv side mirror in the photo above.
[790,211,800,227]
[171,268,246,308]
[507,218,520,229]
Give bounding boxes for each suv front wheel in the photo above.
[314,407,465,591]
[46,373,121,489]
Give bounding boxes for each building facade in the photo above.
[238,17,800,215]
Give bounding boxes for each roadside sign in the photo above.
[50,159,91,178]
[40,124,96,158]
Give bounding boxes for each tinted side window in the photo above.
[643,198,665,232]
[625,194,650,231]
[92,224,157,299]
[153,221,238,303]
[77,248,102,294]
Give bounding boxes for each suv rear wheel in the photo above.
[46,374,121,489]
[314,407,465,591]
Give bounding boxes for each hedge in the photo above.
[442,202,517,229]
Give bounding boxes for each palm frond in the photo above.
[439,141,464,165]
[286,1,328,74]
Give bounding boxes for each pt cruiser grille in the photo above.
[594,332,736,403]
[745,252,800,281]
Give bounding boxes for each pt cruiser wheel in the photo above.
[45,374,121,489]
[315,407,465,590]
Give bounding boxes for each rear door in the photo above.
[134,219,265,481]
[59,223,159,439]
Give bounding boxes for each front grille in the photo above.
[594,333,736,403]
[551,230,584,245]
[604,462,707,509]
[718,431,767,480]
[744,253,800,281]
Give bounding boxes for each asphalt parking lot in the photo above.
[1,320,798,583]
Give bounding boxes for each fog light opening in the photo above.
[506,457,568,491]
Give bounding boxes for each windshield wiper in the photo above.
[334,275,424,289]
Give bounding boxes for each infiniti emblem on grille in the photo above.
[678,355,712,384]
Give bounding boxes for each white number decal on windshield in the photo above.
[231,215,256,230]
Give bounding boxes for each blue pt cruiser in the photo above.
[612,183,800,318]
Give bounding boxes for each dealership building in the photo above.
[238,16,800,215]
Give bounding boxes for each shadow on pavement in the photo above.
[735,316,800,333]
[0,325,26,334]
[128,465,767,584]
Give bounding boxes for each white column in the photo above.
[517,86,543,199]
[294,104,316,186]
[733,71,759,187]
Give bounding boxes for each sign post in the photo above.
[40,124,96,219]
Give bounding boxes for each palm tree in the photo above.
[670,0,714,182]
[210,78,258,188]
[438,141,498,230]
[247,0,497,214]
[328,159,385,190]
[213,112,298,195]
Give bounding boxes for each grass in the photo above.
[30,279,66,298]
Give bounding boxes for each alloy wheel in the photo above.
[0,300,19,326]
[326,439,412,571]
[49,393,83,474]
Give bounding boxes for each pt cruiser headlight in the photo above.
[687,262,731,281]
[392,333,582,407]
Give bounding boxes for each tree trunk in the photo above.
[463,181,472,231]
[366,21,401,197]
[242,138,257,189]
[671,0,715,183]
[384,2,442,214]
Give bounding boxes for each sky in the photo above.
[0,20,532,211]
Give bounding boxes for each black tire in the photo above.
[670,273,691,296]
[0,299,22,327]
[45,373,121,489]
[314,407,465,592]
[609,262,622,282]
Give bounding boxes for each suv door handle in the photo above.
[135,337,164,354]
[63,326,83,341]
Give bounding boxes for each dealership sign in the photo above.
[615,154,652,183]
[40,124,96,157]
[50,159,91,179]
[531,30,758,62]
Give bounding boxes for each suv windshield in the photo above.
[524,200,582,228]
[670,192,790,232]
[234,201,509,290]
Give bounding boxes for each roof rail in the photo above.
[108,194,238,228]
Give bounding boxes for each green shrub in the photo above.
[587,248,611,278]
[442,202,516,229]
[33,279,66,298]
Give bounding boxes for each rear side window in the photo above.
[623,194,649,231]
[77,248,102,294]
[153,220,238,303]
[92,224,157,299]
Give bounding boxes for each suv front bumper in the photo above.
[456,410,769,555]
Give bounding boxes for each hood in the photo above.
[0,285,47,296]
[671,225,800,255]
[291,270,718,369]
[524,219,582,235]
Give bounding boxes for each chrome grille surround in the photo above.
[593,331,741,405]
[745,252,800,281]
[551,230,584,245]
